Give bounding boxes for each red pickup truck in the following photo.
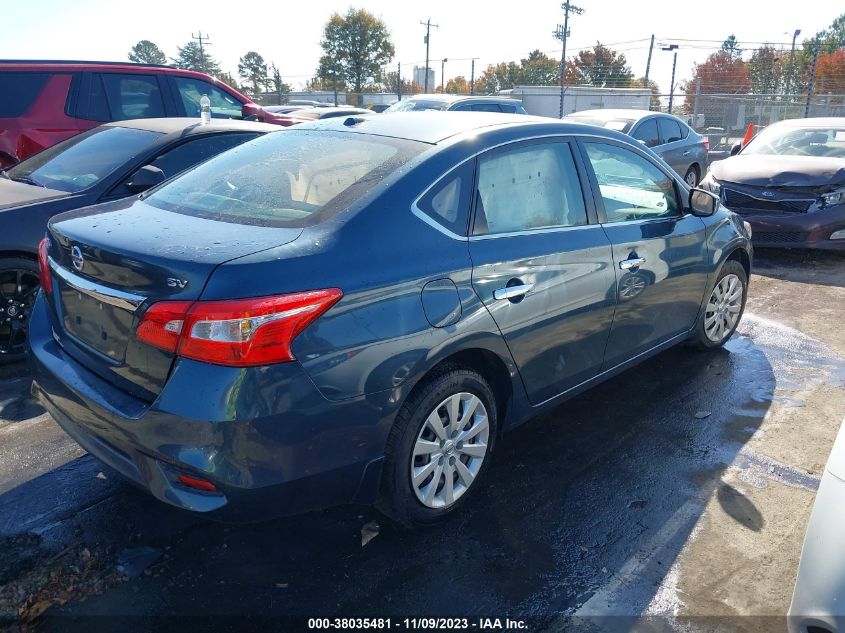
[0,60,289,169]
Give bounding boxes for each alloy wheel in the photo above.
[704,273,743,343]
[0,268,39,358]
[410,392,490,509]
[685,168,698,187]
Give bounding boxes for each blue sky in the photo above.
[2,0,839,92]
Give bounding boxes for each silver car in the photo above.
[385,94,528,115]
[565,109,709,186]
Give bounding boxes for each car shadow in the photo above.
[753,248,845,288]
[3,332,775,627]
[0,360,45,423]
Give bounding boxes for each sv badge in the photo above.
[167,277,189,289]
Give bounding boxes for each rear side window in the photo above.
[145,130,425,227]
[471,103,503,112]
[632,119,660,148]
[473,142,587,235]
[417,161,473,235]
[0,72,50,117]
[658,117,685,143]
[173,77,243,119]
[93,73,166,121]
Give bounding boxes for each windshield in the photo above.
[386,99,449,112]
[7,126,162,192]
[145,130,426,227]
[743,124,845,158]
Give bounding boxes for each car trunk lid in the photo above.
[44,198,302,400]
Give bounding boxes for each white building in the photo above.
[413,66,435,90]
[499,85,652,118]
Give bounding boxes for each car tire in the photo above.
[0,257,40,364]
[690,260,748,349]
[377,368,498,528]
[684,165,700,187]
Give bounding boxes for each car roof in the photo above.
[402,94,523,104]
[774,117,845,128]
[294,111,606,144]
[102,118,278,135]
[566,108,660,122]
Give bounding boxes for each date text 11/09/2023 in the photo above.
[307,618,529,630]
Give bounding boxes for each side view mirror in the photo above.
[689,188,719,217]
[242,102,264,122]
[126,165,166,194]
[730,143,742,156]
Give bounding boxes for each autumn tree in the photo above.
[569,43,634,88]
[748,45,785,94]
[315,8,395,94]
[520,50,560,85]
[238,51,269,95]
[172,41,222,77]
[128,40,166,65]
[683,51,750,112]
[815,50,845,94]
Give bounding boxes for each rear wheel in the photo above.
[378,368,497,528]
[691,260,748,349]
[0,258,40,364]
[684,165,700,187]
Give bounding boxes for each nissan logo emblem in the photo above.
[71,246,84,272]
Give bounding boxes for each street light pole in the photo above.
[789,28,801,97]
[662,44,679,112]
[441,58,448,92]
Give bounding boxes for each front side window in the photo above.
[584,142,680,223]
[145,130,425,227]
[173,77,243,119]
[632,119,660,147]
[98,73,166,121]
[7,125,162,192]
[658,117,685,144]
[473,142,587,235]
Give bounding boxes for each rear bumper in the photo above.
[28,293,391,520]
[738,207,845,250]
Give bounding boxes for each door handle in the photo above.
[619,257,646,270]
[494,284,534,301]
[682,150,692,156]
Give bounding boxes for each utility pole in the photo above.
[644,34,655,84]
[441,58,448,92]
[553,1,584,119]
[805,44,819,118]
[470,58,478,95]
[420,19,439,94]
[788,28,801,98]
[662,44,679,112]
[332,67,338,106]
[397,62,402,101]
[191,31,212,73]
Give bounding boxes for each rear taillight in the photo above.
[703,139,710,153]
[136,289,342,366]
[37,237,52,294]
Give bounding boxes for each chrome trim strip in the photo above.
[48,257,146,312]
[468,223,596,241]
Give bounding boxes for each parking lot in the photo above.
[0,248,841,630]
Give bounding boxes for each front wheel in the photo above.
[691,260,748,349]
[378,369,498,528]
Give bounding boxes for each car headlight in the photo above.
[743,221,753,238]
[699,173,721,195]
[820,188,845,209]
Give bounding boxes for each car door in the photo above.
[579,139,709,370]
[468,138,617,405]
[655,116,690,176]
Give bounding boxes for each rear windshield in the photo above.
[7,125,162,192]
[145,130,426,227]
[0,72,50,117]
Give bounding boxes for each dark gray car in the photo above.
[565,109,709,186]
